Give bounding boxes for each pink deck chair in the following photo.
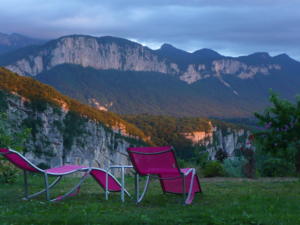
[0,148,129,201]
[127,146,202,204]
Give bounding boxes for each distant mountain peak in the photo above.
[160,43,176,49]
[273,53,299,64]
[273,53,292,60]
[193,48,222,58]
[275,53,289,58]
[156,43,191,64]
[159,43,189,53]
[247,52,271,59]
[0,32,45,54]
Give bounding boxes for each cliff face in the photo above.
[2,92,138,169]
[6,36,177,77]
[183,122,250,159]
[4,35,283,85]
[180,59,281,84]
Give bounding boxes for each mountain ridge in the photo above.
[1,34,300,118]
[1,34,298,81]
[0,32,45,55]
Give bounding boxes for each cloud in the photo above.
[0,0,299,60]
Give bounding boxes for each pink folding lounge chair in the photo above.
[127,146,202,204]
[0,148,129,202]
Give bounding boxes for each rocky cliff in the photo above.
[183,121,251,159]
[2,35,284,86]
[1,91,140,169]
[5,35,177,76]
[0,68,146,169]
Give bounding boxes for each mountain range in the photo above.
[0,32,45,55]
[1,34,300,118]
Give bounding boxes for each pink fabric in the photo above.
[0,148,40,173]
[160,169,201,192]
[127,146,180,176]
[127,146,202,204]
[0,148,9,154]
[144,168,180,175]
[90,169,121,192]
[46,165,88,174]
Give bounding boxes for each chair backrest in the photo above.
[0,148,42,173]
[127,146,181,176]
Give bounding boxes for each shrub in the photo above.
[260,157,296,177]
[0,161,18,183]
[197,151,209,168]
[203,161,225,177]
[177,158,186,168]
[0,113,30,183]
[241,147,256,178]
[254,92,300,173]
[223,157,246,177]
[215,148,228,162]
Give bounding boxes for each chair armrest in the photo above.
[109,165,133,169]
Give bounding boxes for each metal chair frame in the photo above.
[0,149,101,202]
[104,165,132,202]
[128,147,198,204]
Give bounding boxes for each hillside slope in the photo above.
[0,67,146,139]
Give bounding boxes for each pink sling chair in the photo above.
[0,148,129,202]
[127,146,202,204]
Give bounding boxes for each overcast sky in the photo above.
[1,0,299,60]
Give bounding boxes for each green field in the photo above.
[0,175,299,225]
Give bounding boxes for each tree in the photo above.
[254,92,300,173]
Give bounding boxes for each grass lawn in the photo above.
[0,175,299,225]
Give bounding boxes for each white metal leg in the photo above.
[44,173,50,201]
[105,168,109,200]
[121,167,125,202]
[108,165,133,202]
[136,175,150,204]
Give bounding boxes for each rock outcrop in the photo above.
[2,92,141,169]
[6,36,176,76]
[183,122,250,159]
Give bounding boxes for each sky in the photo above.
[0,0,300,60]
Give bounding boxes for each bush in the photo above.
[197,151,209,168]
[0,113,30,183]
[0,161,18,183]
[241,148,256,178]
[215,148,228,162]
[260,158,296,177]
[203,161,225,177]
[177,158,187,168]
[223,157,246,177]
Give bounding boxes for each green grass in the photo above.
[0,175,299,225]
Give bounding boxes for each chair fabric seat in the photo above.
[46,165,89,175]
[144,168,180,175]
[90,169,122,192]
